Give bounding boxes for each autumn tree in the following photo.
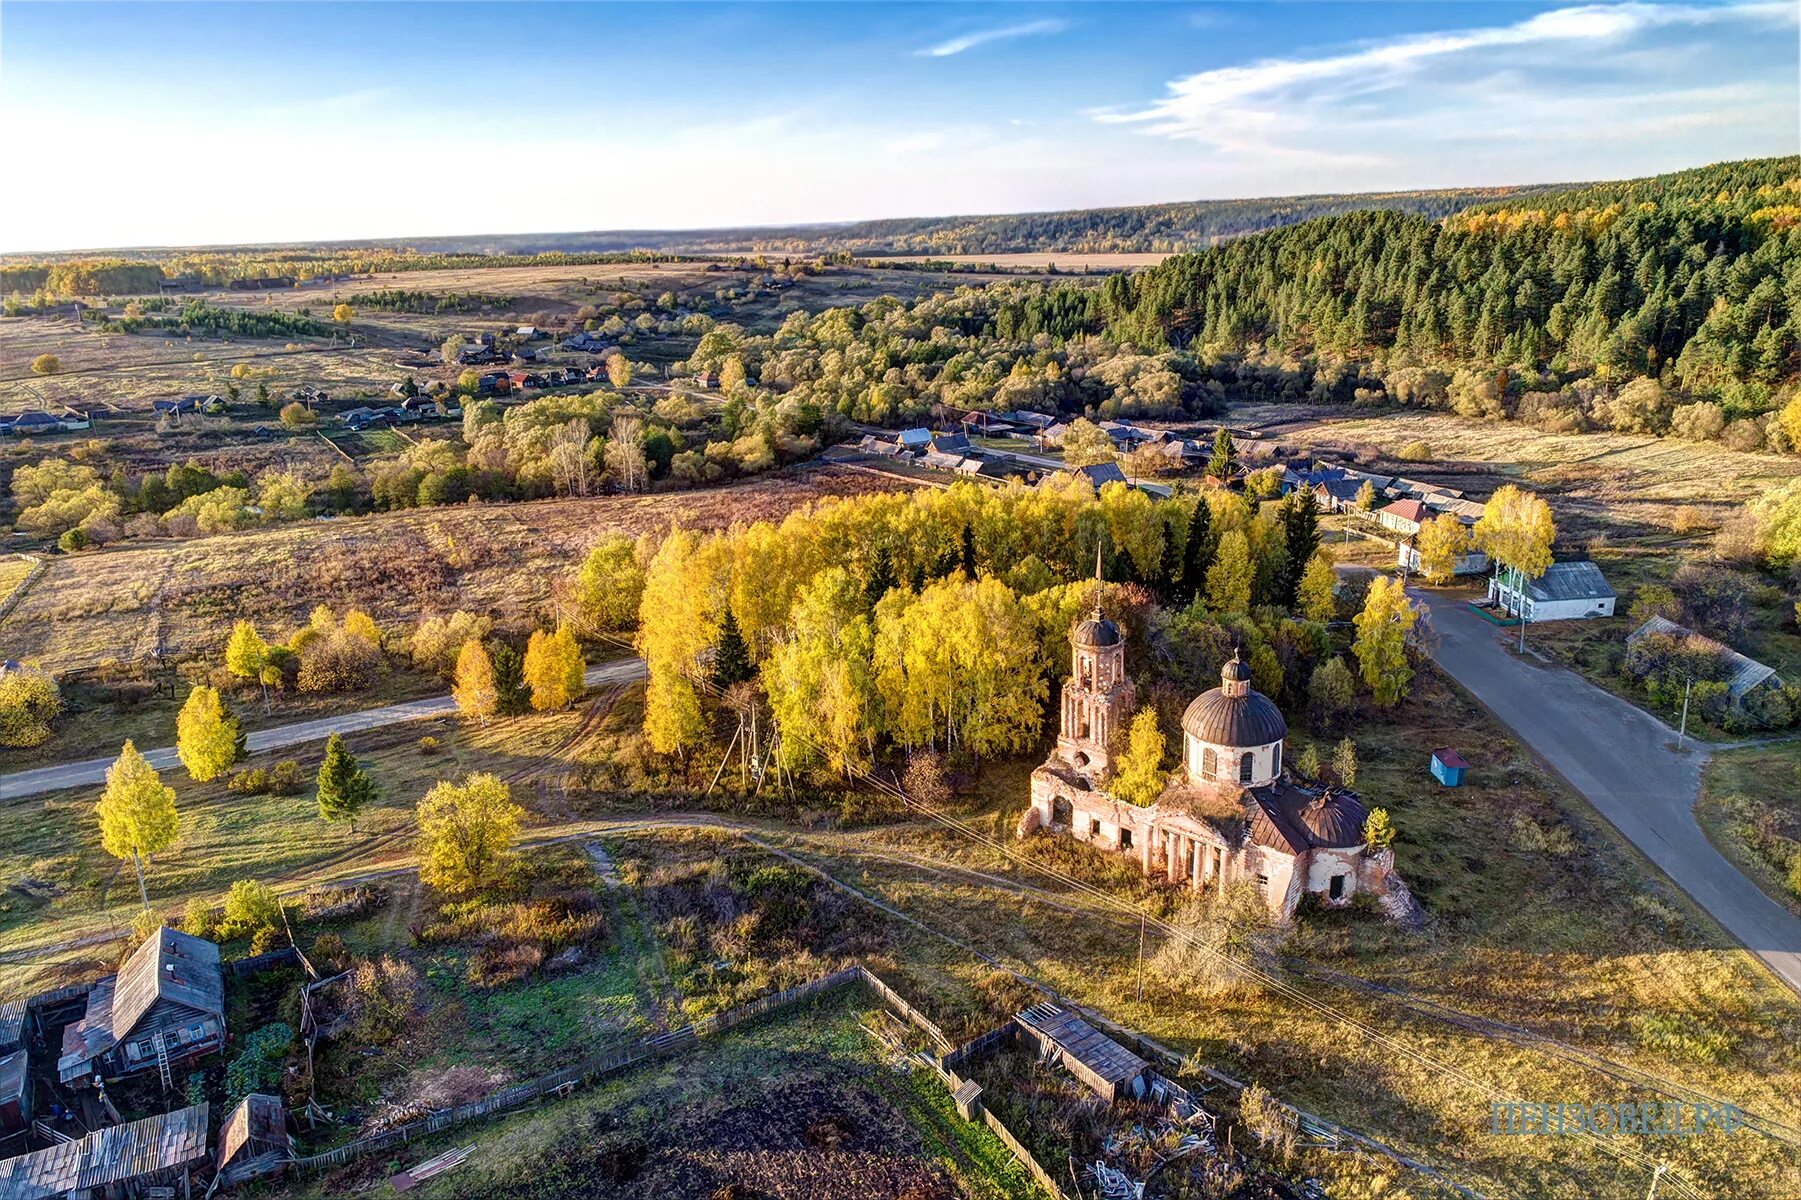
[1204,529,1252,613]
[0,666,62,747]
[1060,418,1117,468]
[31,353,61,375]
[316,732,376,832]
[766,568,878,774]
[343,608,382,648]
[1355,480,1379,512]
[1365,807,1396,851]
[279,401,315,430]
[605,410,649,491]
[332,303,353,322]
[1111,708,1167,807]
[452,638,499,722]
[1332,737,1358,787]
[1474,484,1556,601]
[417,772,523,897]
[1307,656,1356,729]
[1413,514,1472,584]
[1297,551,1338,622]
[719,356,746,392]
[573,533,647,634]
[96,741,179,909]
[606,353,634,389]
[175,685,242,781]
[523,625,585,712]
[1352,575,1419,706]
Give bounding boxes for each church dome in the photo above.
[1300,790,1369,849]
[1072,613,1122,648]
[1182,653,1287,747]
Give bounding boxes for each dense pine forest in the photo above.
[1100,157,1799,418]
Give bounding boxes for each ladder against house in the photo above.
[153,1032,173,1091]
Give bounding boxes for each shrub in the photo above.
[297,629,382,693]
[310,933,350,973]
[1789,853,1801,901]
[227,767,270,795]
[58,527,91,552]
[225,1022,294,1103]
[221,879,283,939]
[1396,440,1433,462]
[249,926,285,955]
[182,897,219,940]
[268,760,304,795]
[348,956,421,1044]
[418,735,441,755]
[124,908,164,956]
[0,666,63,748]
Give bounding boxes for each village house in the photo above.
[1397,537,1489,577]
[1376,498,1430,536]
[57,927,225,1086]
[1018,602,1415,921]
[1626,616,1785,704]
[1488,560,1615,622]
[0,1104,211,1199]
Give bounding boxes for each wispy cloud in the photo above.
[918,18,1067,58]
[1099,1,1797,162]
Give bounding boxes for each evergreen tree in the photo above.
[1178,498,1213,604]
[960,524,977,580]
[862,542,897,609]
[712,608,753,689]
[490,641,528,715]
[1278,494,1320,608]
[1207,427,1237,478]
[315,732,375,832]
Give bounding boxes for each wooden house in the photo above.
[57,927,225,1085]
[0,1103,210,1199]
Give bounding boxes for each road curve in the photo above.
[0,658,649,803]
[1413,589,1801,996]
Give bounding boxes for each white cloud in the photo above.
[917,18,1068,58]
[1100,0,1799,165]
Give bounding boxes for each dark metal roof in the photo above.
[0,1103,210,1198]
[1432,748,1471,770]
[1072,614,1122,648]
[1525,560,1614,603]
[1248,781,1369,853]
[1182,688,1287,747]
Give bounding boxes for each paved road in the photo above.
[1414,589,1801,995]
[0,658,649,803]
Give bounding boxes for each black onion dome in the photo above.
[1072,615,1122,648]
[1220,654,1252,683]
[1181,688,1288,747]
[1300,790,1369,849]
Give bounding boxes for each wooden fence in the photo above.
[0,554,44,624]
[288,967,861,1174]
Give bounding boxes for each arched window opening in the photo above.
[1201,748,1217,781]
[1239,751,1255,783]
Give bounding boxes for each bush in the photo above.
[182,897,219,940]
[221,879,283,939]
[227,767,270,795]
[225,1022,293,1104]
[0,666,63,748]
[268,760,304,795]
[58,527,91,552]
[124,908,164,956]
[1396,440,1433,462]
[297,630,383,693]
[418,735,441,755]
[348,956,421,1044]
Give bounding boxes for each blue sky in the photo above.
[2,1,1795,251]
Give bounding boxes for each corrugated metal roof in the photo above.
[58,979,115,1082]
[1627,615,1782,700]
[1527,561,1614,604]
[0,1103,209,1198]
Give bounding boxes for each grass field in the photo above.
[0,465,916,675]
[878,251,1173,270]
[0,552,38,610]
[1698,740,1801,918]
[284,986,1040,1200]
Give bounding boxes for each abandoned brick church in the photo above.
[1019,598,1417,922]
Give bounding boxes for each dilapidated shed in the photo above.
[0,999,25,1054]
[0,1049,29,1139]
[215,1094,291,1187]
[0,1102,210,1199]
[1014,1002,1149,1103]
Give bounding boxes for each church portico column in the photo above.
[1190,837,1202,892]
[1166,831,1180,882]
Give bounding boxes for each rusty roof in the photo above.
[1248,780,1369,854]
[57,978,116,1082]
[0,1103,209,1198]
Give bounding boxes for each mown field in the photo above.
[1698,741,1801,918]
[0,466,916,674]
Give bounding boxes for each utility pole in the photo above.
[1645,1162,1669,1200]
[1677,679,1693,751]
[1136,914,1146,1003]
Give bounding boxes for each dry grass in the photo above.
[878,251,1173,270]
[0,466,916,672]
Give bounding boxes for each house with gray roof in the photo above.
[1488,560,1615,622]
[0,1103,210,1199]
[58,927,225,1084]
[1626,616,1784,702]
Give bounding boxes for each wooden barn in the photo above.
[0,1103,210,1199]
[1013,1002,1149,1103]
[58,927,225,1085]
[215,1094,292,1187]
